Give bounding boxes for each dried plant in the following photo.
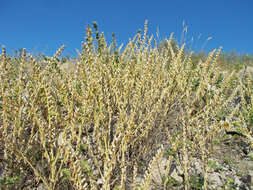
[0,22,252,190]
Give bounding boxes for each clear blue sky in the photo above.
[1,0,252,57]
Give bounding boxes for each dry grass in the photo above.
[0,22,252,190]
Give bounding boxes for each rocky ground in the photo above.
[142,133,253,190]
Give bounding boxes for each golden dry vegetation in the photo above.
[0,22,252,190]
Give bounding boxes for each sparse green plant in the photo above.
[223,157,236,167]
[162,176,181,188]
[207,160,224,172]
[0,175,20,189]
[221,177,235,190]
[189,174,204,190]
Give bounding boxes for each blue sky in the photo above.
[1,0,252,57]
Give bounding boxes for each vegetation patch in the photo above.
[0,21,252,189]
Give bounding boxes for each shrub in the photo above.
[0,22,252,190]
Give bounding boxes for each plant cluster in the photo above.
[0,21,252,190]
